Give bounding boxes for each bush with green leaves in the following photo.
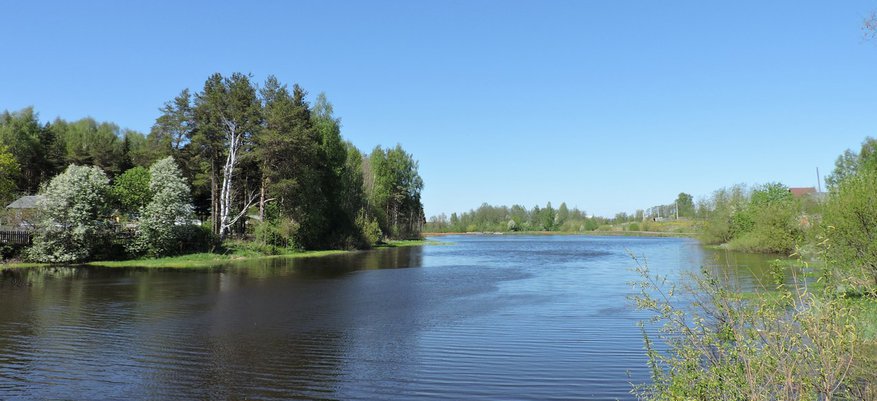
[0,144,19,206]
[631,255,867,400]
[28,164,113,263]
[111,166,151,215]
[698,185,750,245]
[253,216,300,250]
[698,183,803,254]
[356,212,382,246]
[823,169,877,289]
[128,157,195,257]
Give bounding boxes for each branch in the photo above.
[224,190,259,229]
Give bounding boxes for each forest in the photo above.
[0,73,424,262]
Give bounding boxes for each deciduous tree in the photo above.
[129,157,195,257]
[195,73,261,239]
[29,165,113,262]
[0,145,20,205]
[112,166,152,215]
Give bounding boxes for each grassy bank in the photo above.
[1,239,447,270]
[87,249,350,269]
[374,239,452,248]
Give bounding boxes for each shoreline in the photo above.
[422,230,696,238]
[1,239,446,270]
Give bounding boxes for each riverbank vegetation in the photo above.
[1,73,424,264]
[632,255,875,399]
[631,135,877,399]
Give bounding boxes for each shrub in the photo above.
[356,212,382,246]
[822,169,877,289]
[111,166,151,216]
[254,216,300,250]
[28,165,113,263]
[630,255,865,399]
[0,244,23,260]
[177,223,218,254]
[128,157,195,257]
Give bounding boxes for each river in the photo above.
[0,235,786,400]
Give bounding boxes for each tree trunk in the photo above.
[211,160,220,236]
[259,176,267,222]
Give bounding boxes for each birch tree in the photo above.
[195,73,261,239]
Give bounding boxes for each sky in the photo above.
[2,1,877,218]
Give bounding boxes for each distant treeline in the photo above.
[425,202,611,233]
[0,73,424,254]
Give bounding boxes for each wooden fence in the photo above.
[0,230,32,245]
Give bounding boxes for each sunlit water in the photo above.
[0,235,786,400]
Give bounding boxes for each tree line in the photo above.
[0,73,424,261]
[425,202,608,233]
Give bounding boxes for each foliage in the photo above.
[151,88,194,157]
[539,202,556,231]
[697,183,803,254]
[631,255,866,400]
[355,211,383,246]
[728,183,802,254]
[195,72,263,239]
[255,78,333,247]
[366,145,424,239]
[426,202,605,233]
[253,216,300,250]
[312,94,370,247]
[128,157,196,257]
[675,192,694,218]
[54,117,133,176]
[0,243,24,261]
[0,145,20,205]
[111,166,152,215]
[825,136,877,189]
[698,184,749,245]
[822,169,877,289]
[0,108,55,193]
[4,72,425,255]
[28,165,113,263]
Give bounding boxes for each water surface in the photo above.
[0,235,784,400]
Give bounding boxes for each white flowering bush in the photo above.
[29,165,113,262]
[128,157,195,257]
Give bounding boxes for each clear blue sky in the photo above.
[2,1,877,218]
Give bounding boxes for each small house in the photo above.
[788,187,816,198]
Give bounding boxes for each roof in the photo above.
[6,195,44,209]
[788,187,816,197]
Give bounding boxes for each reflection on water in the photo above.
[0,237,791,400]
[700,247,802,292]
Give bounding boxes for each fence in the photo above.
[0,230,32,245]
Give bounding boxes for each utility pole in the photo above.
[816,167,822,193]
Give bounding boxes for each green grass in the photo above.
[375,239,452,248]
[847,297,877,340]
[1,238,451,270]
[0,261,49,269]
[86,249,350,269]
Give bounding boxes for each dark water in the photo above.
[0,235,785,400]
